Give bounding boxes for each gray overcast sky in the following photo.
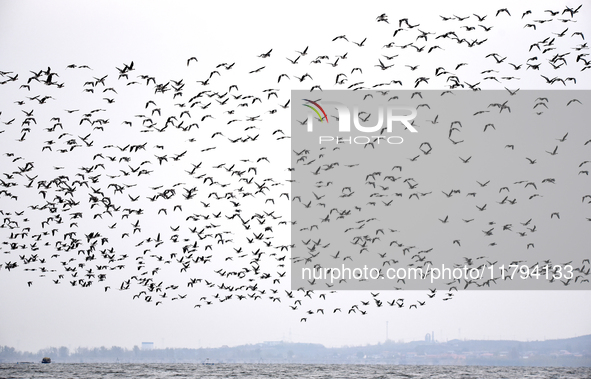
[0,0,590,352]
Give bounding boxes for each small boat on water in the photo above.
[202,358,214,366]
[41,357,51,364]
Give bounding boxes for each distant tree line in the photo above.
[1,335,589,366]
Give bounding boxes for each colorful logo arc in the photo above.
[302,99,328,123]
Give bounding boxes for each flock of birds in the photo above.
[0,5,590,322]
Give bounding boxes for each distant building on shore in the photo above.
[141,342,154,350]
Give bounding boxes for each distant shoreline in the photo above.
[2,334,590,366]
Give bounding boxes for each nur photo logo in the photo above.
[300,96,418,145]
